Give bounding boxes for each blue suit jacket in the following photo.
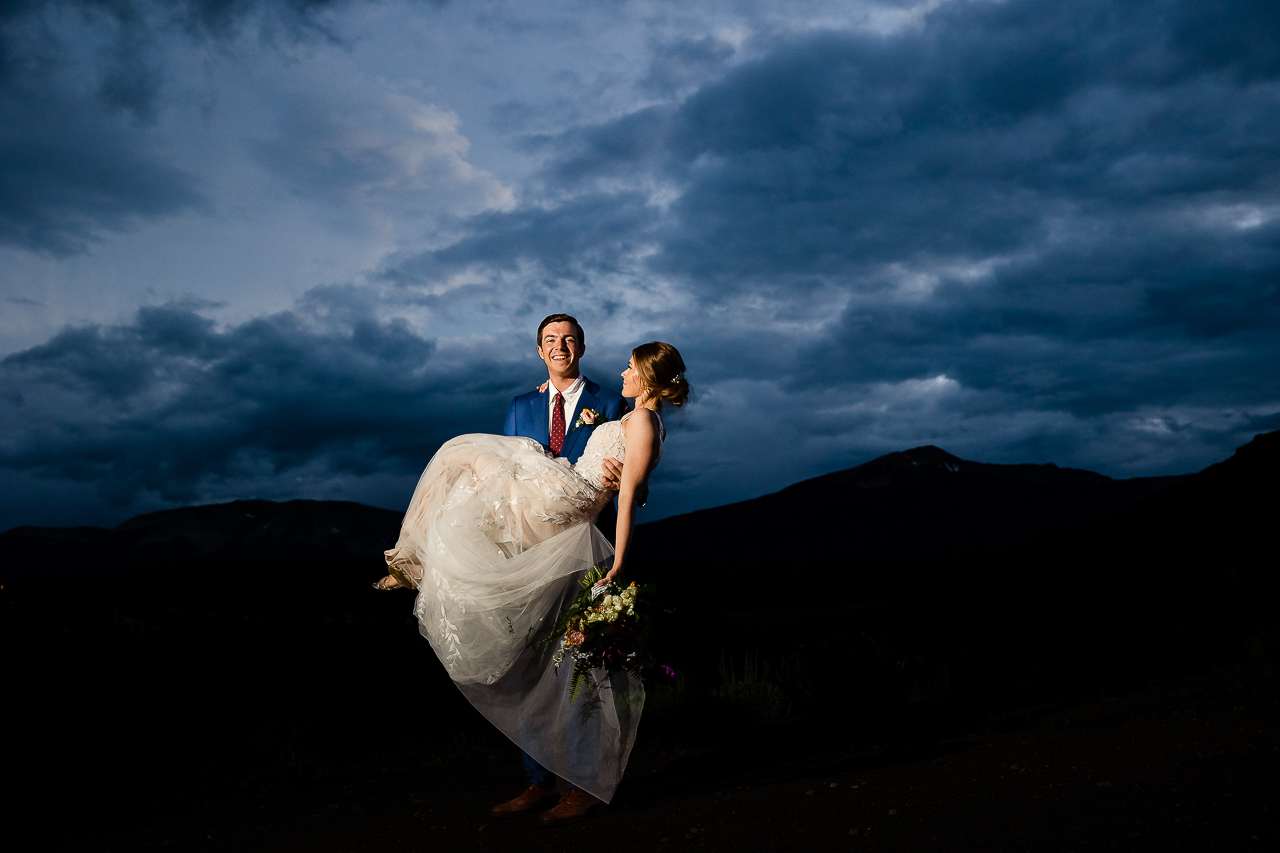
[503,376,627,463]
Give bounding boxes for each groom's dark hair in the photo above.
[536,313,585,346]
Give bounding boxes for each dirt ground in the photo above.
[83,670,1278,853]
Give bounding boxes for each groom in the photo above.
[493,313,628,825]
[503,313,628,471]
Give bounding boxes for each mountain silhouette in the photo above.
[2,446,1188,585]
[1,444,1198,586]
[0,499,402,581]
[626,444,1187,594]
[997,428,1280,605]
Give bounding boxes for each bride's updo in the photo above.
[633,341,689,408]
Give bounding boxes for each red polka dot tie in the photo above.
[550,392,566,456]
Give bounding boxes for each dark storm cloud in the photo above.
[640,35,735,96]
[0,0,349,253]
[376,0,1280,485]
[0,87,203,254]
[645,4,1280,286]
[170,0,350,37]
[0,290,524,508]
[9,0,1280,528]
[366,0,1280,491]
[487,0,1279,288]
[383,192,663,285]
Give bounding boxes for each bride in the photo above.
[377,341,689,817]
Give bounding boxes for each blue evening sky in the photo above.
[2,0,1278,528]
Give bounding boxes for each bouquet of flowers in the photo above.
[535,566,660,705]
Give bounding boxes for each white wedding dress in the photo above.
[384,411,661,803]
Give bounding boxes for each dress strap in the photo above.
[621,407,665,442]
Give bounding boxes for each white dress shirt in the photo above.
[547,374,586,428]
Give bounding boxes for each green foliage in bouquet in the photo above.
[532,566,662,707]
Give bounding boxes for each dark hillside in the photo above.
[628,445,1186,599]
[1076,427,1277,591]
[3,436,1276,851]
[0,499,402,580]
[978,429,1280,681]
[988,428,1279,611]
[628,432,1278,731]
[3,448,1186,592]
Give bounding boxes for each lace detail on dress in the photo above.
[573,409,663,488]
[385,433,614,679]
[573,420,627,489]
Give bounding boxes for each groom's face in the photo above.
[537,321,584,382]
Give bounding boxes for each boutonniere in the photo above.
[573,408,607,430]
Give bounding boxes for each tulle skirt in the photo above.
[384,433,643,802]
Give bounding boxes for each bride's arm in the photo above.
[601,410,660,585]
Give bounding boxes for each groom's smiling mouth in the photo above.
[546,348,577,373]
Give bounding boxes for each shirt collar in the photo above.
[551,375,586,398]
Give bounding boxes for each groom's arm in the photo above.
[503,398,518,437]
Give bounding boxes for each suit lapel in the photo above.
[563,380,600,460]
[531,387,550,446]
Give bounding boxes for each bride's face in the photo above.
[621,357,645,399]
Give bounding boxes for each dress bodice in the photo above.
[573,409,663,490]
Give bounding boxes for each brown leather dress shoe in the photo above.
[538,788,601,826]
[490,784,557,818]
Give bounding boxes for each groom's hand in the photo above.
[600,459,646,505]
[601,457,623,491]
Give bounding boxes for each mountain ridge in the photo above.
[1,444,1197,581]
[626,443,1189,587]
[0,498,403,579]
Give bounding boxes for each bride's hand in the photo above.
[594,567,621,588]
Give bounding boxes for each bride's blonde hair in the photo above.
[632,342,689,408]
